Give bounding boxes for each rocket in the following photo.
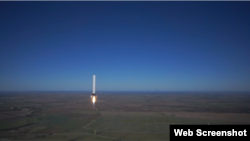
[90,75,97,107]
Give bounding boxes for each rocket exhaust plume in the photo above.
[92,95,96,107]
[91,75,97,108]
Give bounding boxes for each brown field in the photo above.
[0,91,250,140]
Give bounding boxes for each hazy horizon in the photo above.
[1,90,250,94]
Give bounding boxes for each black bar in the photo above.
[170,125,250,141]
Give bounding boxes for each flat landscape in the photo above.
[0,92,250,141]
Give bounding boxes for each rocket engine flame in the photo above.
[92,96,96,104]
[91,75,97,108]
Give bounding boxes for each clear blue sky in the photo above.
[0,2,250,92]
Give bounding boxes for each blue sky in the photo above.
[0,2,250,92]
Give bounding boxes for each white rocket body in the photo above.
[93,75,95,94]
[91,75,97,106]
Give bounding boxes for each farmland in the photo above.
[0,92,250,140]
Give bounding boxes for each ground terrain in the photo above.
[0,91,250,141]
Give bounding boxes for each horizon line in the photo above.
[1,90,250,93]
